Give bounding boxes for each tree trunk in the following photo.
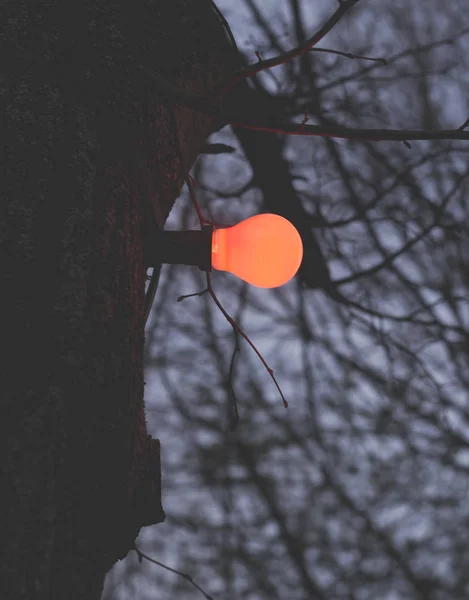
[0,1,239,597]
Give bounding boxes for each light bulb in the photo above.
[211,214,303,288]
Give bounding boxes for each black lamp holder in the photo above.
[147,223,213,272]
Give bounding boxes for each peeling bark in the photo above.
[0,1,239,598]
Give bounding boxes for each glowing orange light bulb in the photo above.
[211,214,303,288]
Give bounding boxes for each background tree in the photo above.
[102,1,469,600]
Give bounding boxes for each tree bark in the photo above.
[0,1,239,598]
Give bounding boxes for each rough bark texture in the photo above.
[0,1,239,598]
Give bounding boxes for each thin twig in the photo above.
[177,288,209,302]
[309,46,387,64]
[206,273,288,408]
[133,545,215,600]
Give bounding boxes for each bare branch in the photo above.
[140,65,469,143]
[232,120,469,142]
[215,0,361,98]
[309,46,387,64]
